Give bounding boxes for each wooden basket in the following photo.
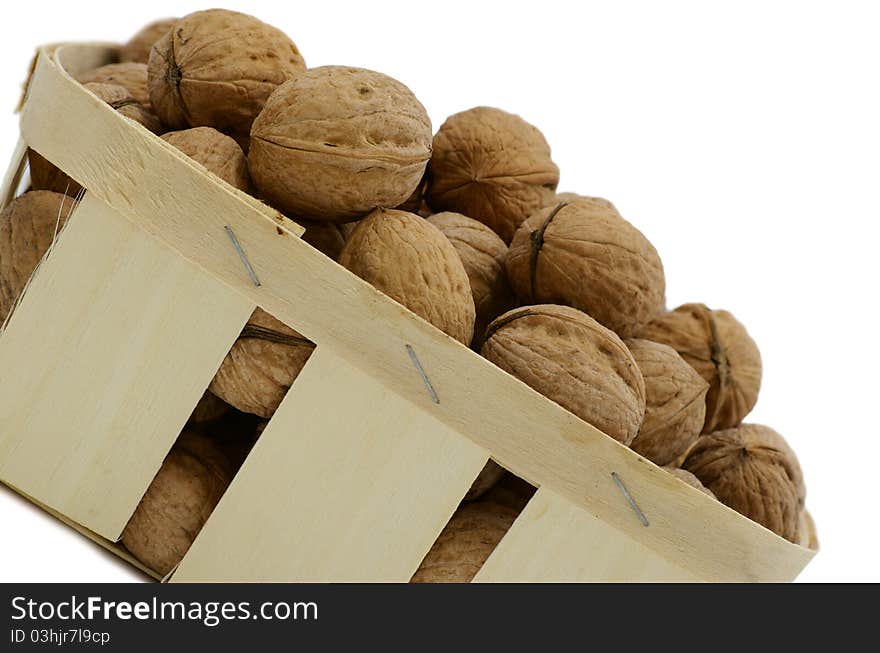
[0,43,816,582]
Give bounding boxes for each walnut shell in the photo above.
[148,9,305,136]
[482,473,537,513]
[209,308,315,418]
[0,191,76,322]
[120,18,178,64]
[84,82,162,134]
[682,424,805,542]
[481,305,646,445]
[300,221,348,260]
[395,175,428,215]
[506,198,666,337]
[215,437,255,474]
[463,460,507,502]
[232,133,251,156]
[161,127,251,191]
[425,107,560,244]
[636,303,762,433]
[77,63,151,111]
[338,221,359,242]
[196,411,262,472]
[174,430,234,479]
[663,466,716,498]
[249,66,432,222]
[797,509,819,550]
[121,432,231,575]
[625,338,708,465]
[339,209,475,345]
[188,390,231,424]
[27,149,82,196]
[427,212,515,348]
[411,501,518,583]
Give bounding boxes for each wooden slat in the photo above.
[0,193,254,540]
[0,137,27,210]
[15,43,816,582]
[171,347,488,582]
[28,44,303,239]
[475,487,701,583]
[49,42,118,78]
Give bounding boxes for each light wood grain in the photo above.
[0,193,254,540]
[26,44,303,240]
[51,42,117,78]
[8,43,817,581]
[475,487,701,582]
[172,347,488,582]
[0,137,27,210]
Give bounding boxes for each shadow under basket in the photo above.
[0,42,816,582]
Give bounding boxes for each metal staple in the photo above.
[224,225,261,287]
[406,344,440,404]
[611,471,650,527]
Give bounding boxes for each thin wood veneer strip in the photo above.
[172,347,488,582]
[0,194,254,539]
[475,487,701,583]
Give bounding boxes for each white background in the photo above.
[0,0,877,583]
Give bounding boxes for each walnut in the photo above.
[625,338,708,465]
[231,133,250,156]
[196,410,262,472]
[339,209,475,345]
[161,127,251,191]
[0,191,76,322]
[506,197,666,337]
[463,460,507,502]
[77,62,151,111]
[636,303,762,433]
[682,424,805,542]
[121,432,231,575]
[173,430,234,478]
[27,150,82,196]
[663,466,715,498]
[84,82,162,134]
[299,221,348,260]
[209,308,315,418]
[482,473,537,513]
[249,66,432,222]
[425,106,559,243]
[338,221,358,241]
[411,501,518,583]
[148,9,305,138]
[427,212,515,348]
[187,391,231,425]
[120,18,178,64]
[481,305,646,445]
[394,175,429,215]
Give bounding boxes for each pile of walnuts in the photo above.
[2,9,815,579]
